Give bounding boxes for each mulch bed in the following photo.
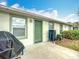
[56,39,79,51]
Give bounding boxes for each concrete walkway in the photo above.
[21,42,79,59]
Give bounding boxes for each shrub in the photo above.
[62,30,79,40]
[57,34,62,40]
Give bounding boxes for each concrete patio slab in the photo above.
[21,42,79,59]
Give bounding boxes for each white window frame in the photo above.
[11,16,27,39]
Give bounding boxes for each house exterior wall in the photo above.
[21,19,49,46]
[0,12,34,47]
[69,26,73,30]
[0,11,74,47]
[20,18,34,47]
[10,17,48,47]
[63,25,69,31]
[54,23,60,34]
[63,25,73,31]
[0,12,49,47]
[0,12,10,31]
[42,21,49,42]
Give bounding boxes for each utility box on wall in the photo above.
[49,30,56,41]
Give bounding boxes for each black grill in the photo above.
[0,31,24,59]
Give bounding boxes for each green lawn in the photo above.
[56,39,79,52]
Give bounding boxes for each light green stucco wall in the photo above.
[63,25,72,31]
[0,11,73,47]
[20,19,49,46]
[42,21,49,42]
[0,12,10,32]
[20,18,34,47]
[0,12,49,47]
[54,23,60,34]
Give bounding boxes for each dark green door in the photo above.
[34,20,42,43]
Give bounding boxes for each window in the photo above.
[11,17,27,38]
[49,22,54,30]
[73,27,78,30]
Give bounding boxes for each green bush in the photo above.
[57,34,62,40]
[62,30,79,40]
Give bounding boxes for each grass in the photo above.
[56,39,79,52]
